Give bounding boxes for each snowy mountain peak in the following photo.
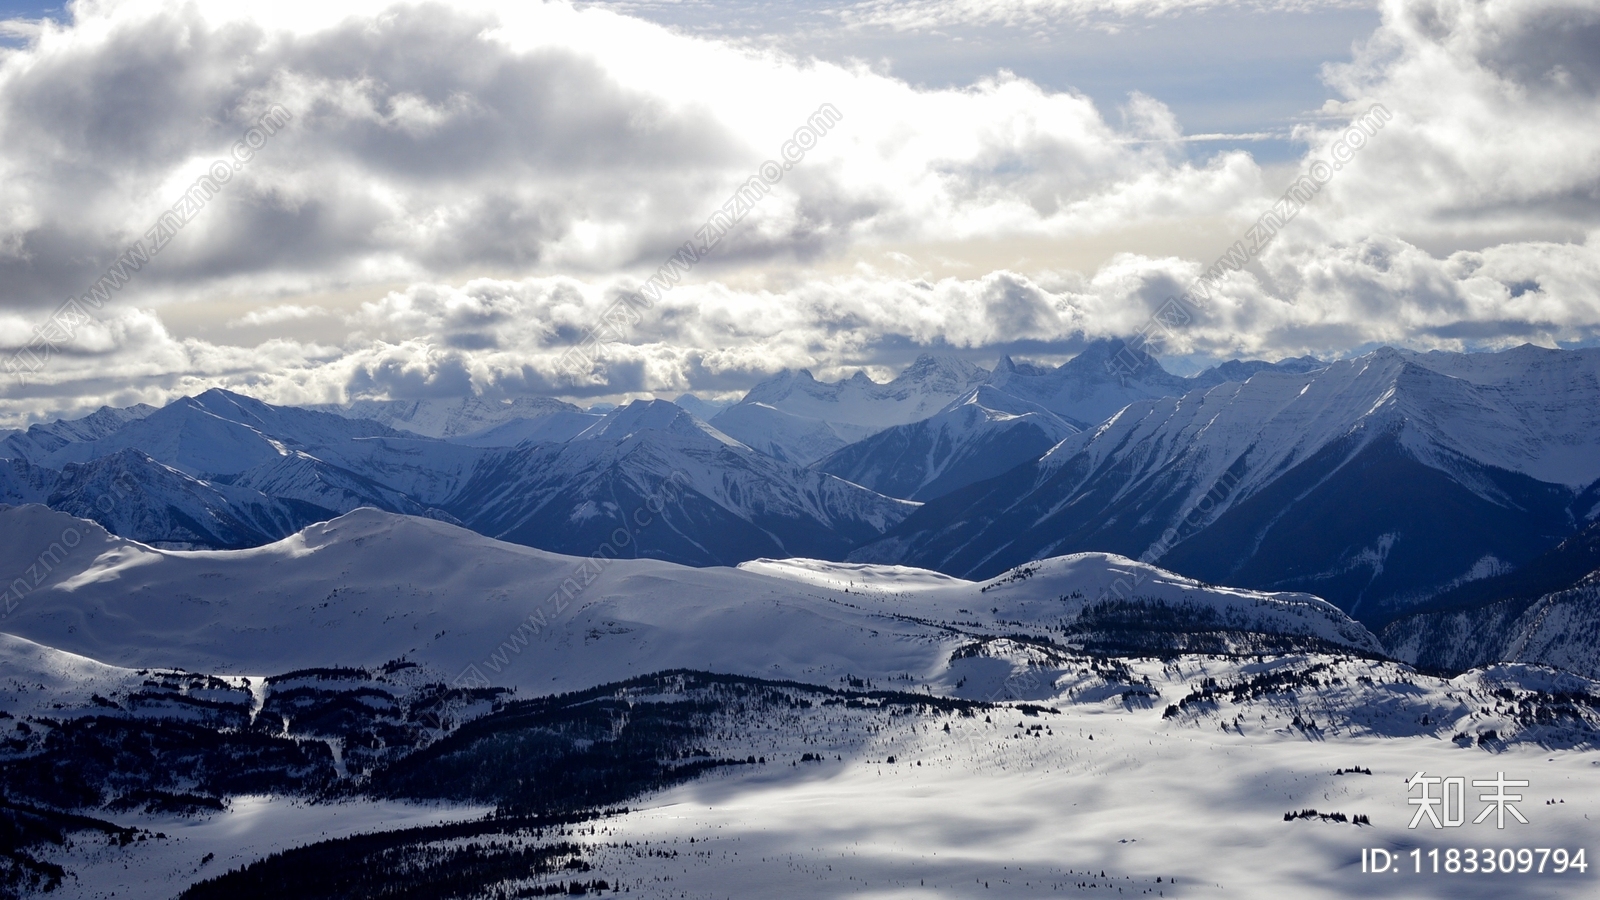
[575,399,745,448]
[974,338,1188,430]
[946,383,1075,422]
[314,395,585,438]
[857,343,1600,624]
[893,354,989,390]
[741,368,817,405]
[815,383,1079,502]
[42,402,159,441]
[715,355,991,463]
[191,386,270,416]
[671,393,731,422]
[0,401,160,465]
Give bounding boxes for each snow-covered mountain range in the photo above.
[814,384,1080,501]
[0,391,913,561]
[710,355,991,464]
[313,395,585,439]
[852,344,1600,627]
[2,342,1596,643]
[708,340,1325,475]
[446,399,917,565]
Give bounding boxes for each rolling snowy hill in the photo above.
[0,505,1384,690]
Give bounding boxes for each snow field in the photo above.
[38,653,1599,899]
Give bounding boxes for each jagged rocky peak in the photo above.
[990,354,1052,378]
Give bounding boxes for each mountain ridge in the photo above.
[850,344,1600,626]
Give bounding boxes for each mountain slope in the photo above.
[445,410,601,447]
[0,457,59,505]
[813,385,1079,501]
[704,402,863,465]
[853,345,1599,626]
[1382,573,1600,679]
[711,355,989,464]
[447,400,918,566]
[43,449,325,549]
[0,402,159,465]
[41,389,405,476]
[218,451,460,524]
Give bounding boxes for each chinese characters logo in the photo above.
[1407,771,1529,829]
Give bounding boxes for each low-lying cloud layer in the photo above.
[0,0,1595,424]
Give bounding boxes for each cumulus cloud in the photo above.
[0,0,1597,426]
[1304,0,1600,248]
[0,0,1254,317]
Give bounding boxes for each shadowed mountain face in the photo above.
[809,340,1325,503]
[711,354,991,465]
[445,400,917,566]
[1381,519,1600,675]
[852,345,1600,628]
[0,392,912,562]
[813,385,1079,502]
[1383,571,1600,680]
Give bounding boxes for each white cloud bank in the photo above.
[0,0,1596,424]
[843,0,1377,31]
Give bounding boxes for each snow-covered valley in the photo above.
[16,650,1600,900]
